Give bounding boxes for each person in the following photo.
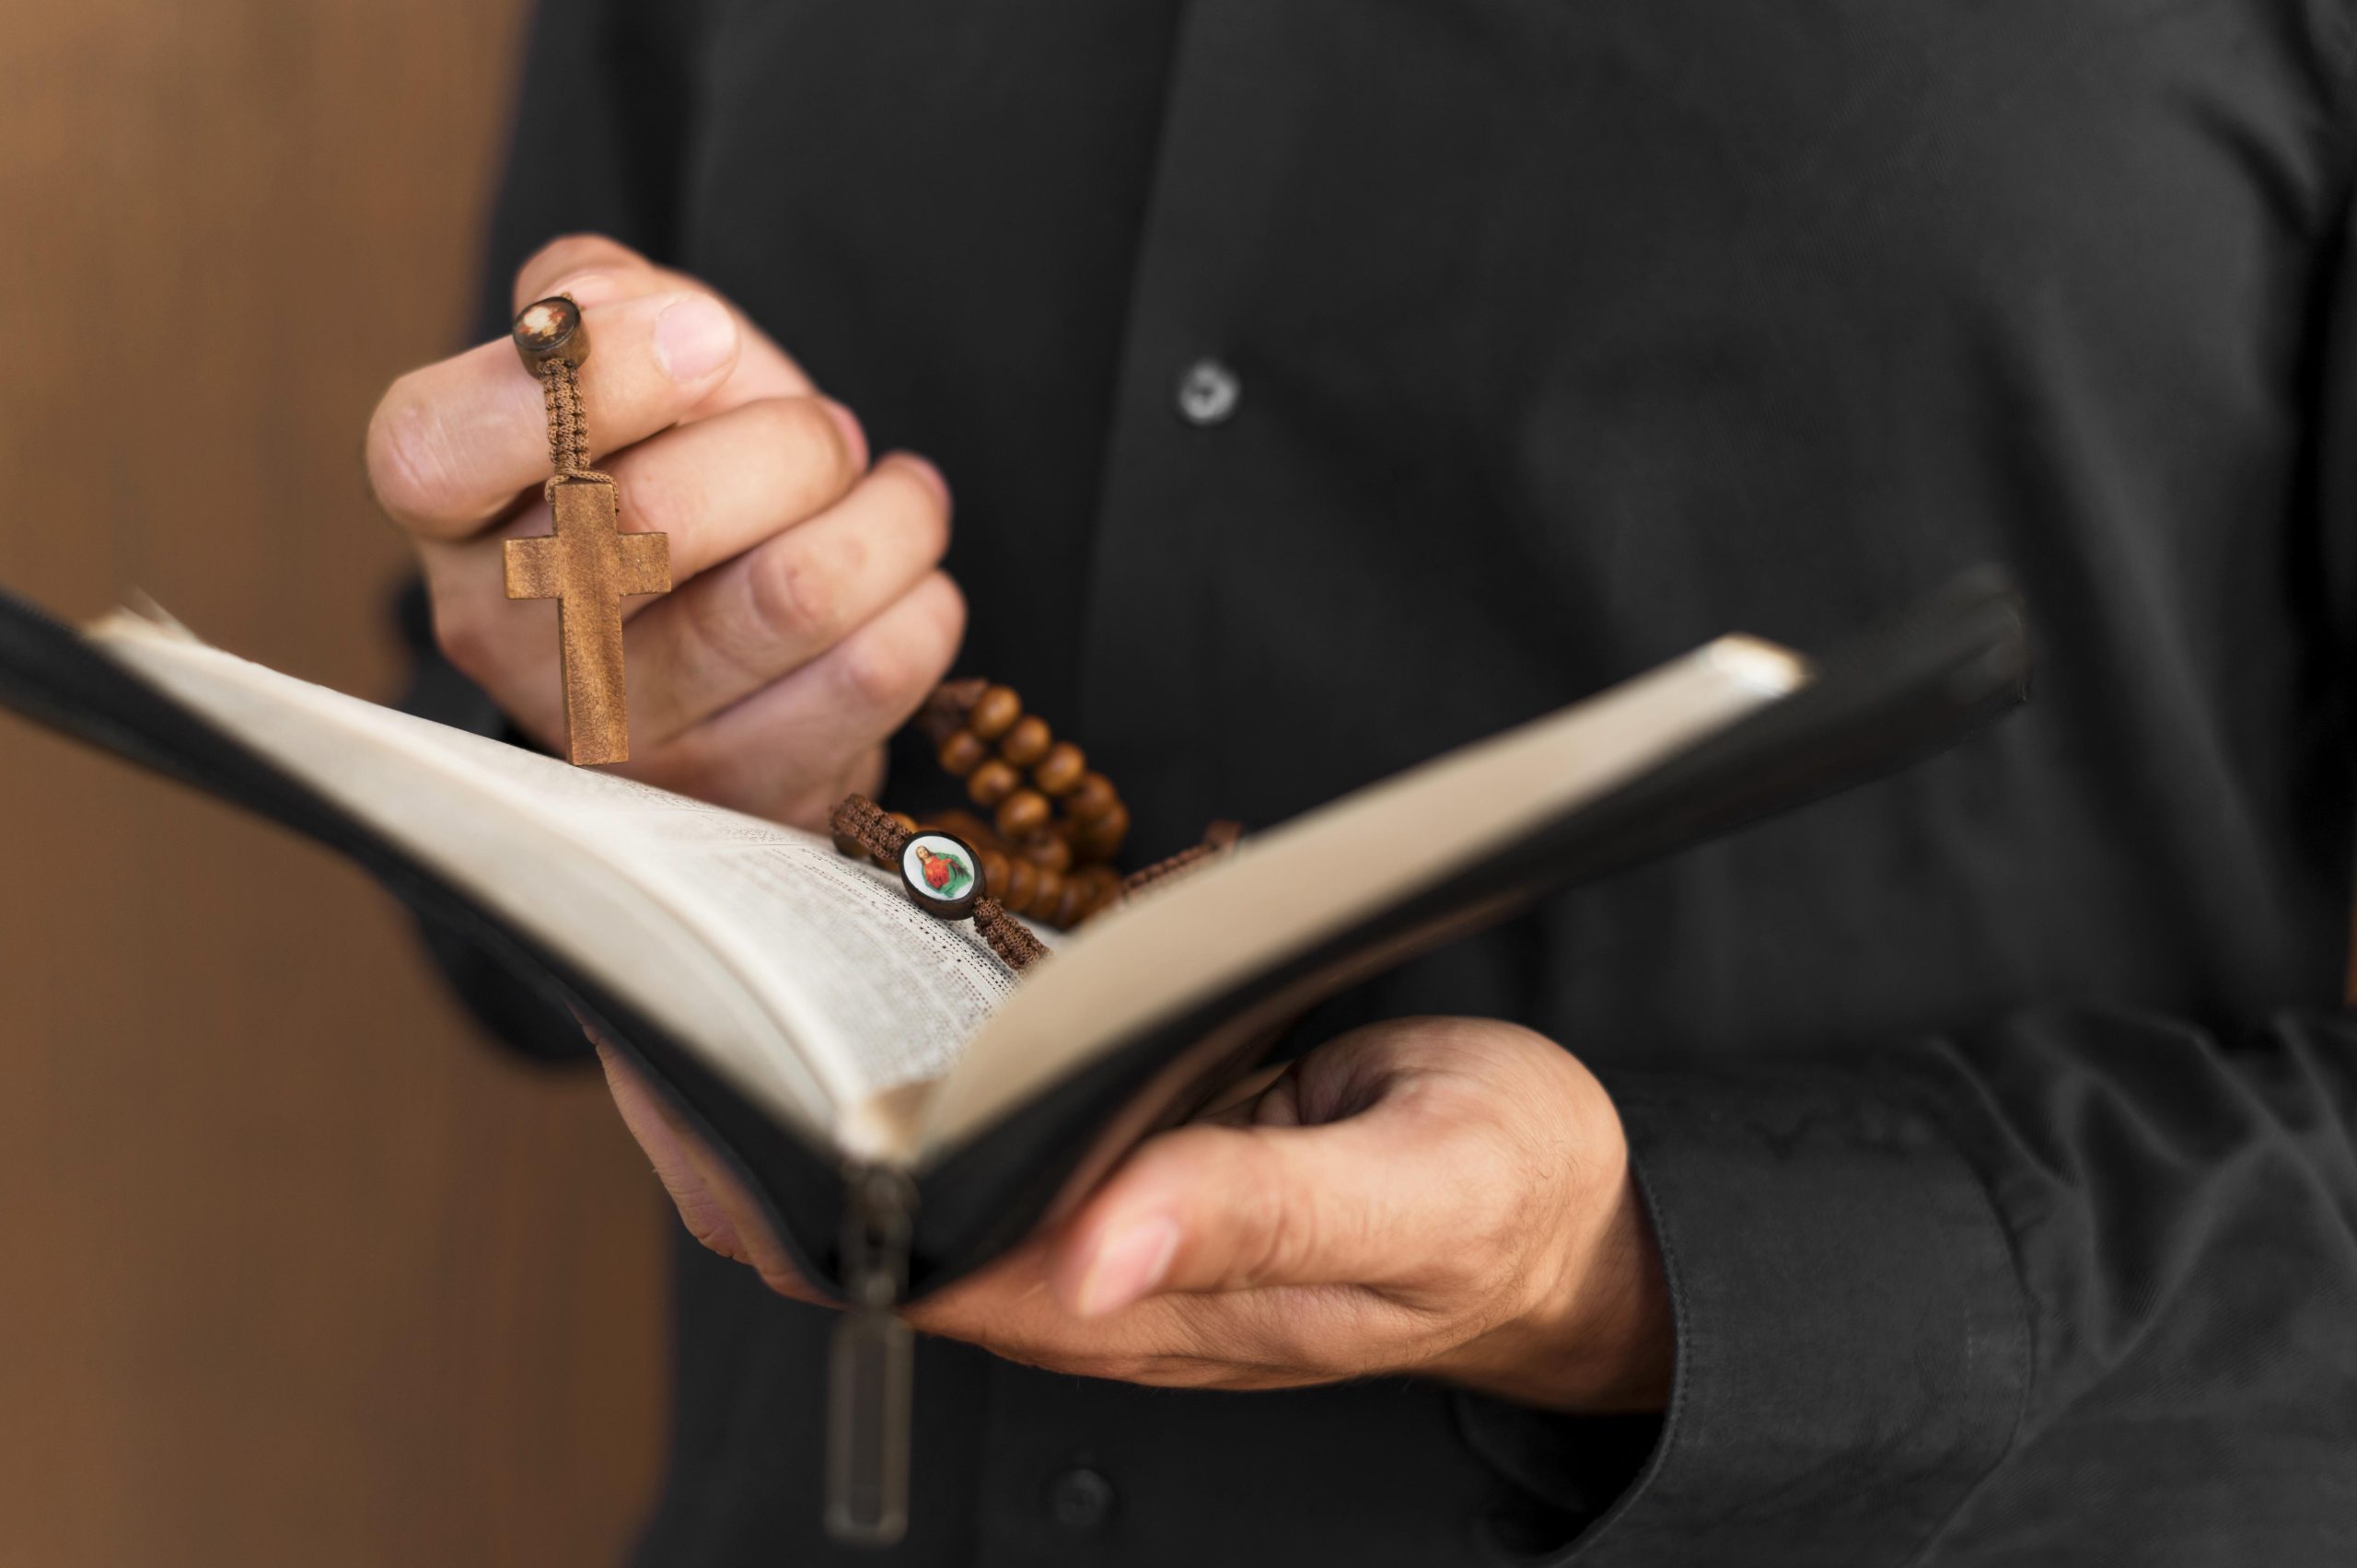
[366,3,2357,1563]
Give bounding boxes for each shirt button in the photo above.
[1044,1466,1116,1534]
[1176,358,1241,426]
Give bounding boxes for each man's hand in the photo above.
[366,235,963,828]
[598,1016,1675,1413]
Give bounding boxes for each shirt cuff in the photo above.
[1509,1061,2029,1564]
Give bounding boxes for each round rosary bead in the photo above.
[995,787,1051,841]
[1066,771,1120,823]
[936,728,989,777]
[979,848,1013,899]
[930,807,998,848]
[1076,800,1131,859]
[966,758,1020,807]
[512,294,589,370]
[1028,865,1067,919]
[999,714,1052,767]
[1051,878,1086,927]
[969,684,1022,742]
[1001,857,1039,914]
[888,810,919,837]
[1017,830,1072,876]
[1032,741,1086,796]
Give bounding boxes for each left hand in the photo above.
[598,1016,1674,1412]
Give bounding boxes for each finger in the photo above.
[508,232,665,312]
[906,1238,1415,1390]
[411,391,868,712]
[1048,1115,1430,1318]
[369,287,749,538]
[624,454,952,743]
[633,570,965,819]
[513,235,816,412]
[592,1040,827,1305]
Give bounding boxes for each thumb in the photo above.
[1048,1115,1421,1318]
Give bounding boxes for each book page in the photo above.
[574,792,1017,1097]
[87,612,1014,1144]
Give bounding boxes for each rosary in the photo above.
[506,295,1235,965]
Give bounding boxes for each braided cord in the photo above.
[539,360,613,494]
[831,796,1049,972]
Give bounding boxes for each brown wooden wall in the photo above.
[0,3,668,1562]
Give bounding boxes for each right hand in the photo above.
[366,235,964,830]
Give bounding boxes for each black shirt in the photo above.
[412,1,2357,1562]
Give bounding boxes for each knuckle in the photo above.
[1235,1180,1310,1289]
[756,396,854,475]
[751,532,853,642]
[882,457,952,528]
[838,621,925,712]
[836,579,962,713]
[908,481,953,563]
[617,450,702,540]
[430,591,496,683]
[922,571,969,646]
[365,387,459,523]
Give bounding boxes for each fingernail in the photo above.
[822,398,869,470]
[654,294,737,382]
[1074,1216,1178,1318]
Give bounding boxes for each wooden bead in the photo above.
[1016,830,1072,876]
[967,758,1020,807]
[888,811,918,837]
[1066,772,1120,823]
[1001,857,1038,914]
[918,678,987,743]
[1076,800,1130,860]
[979,849,1013,900]
[1027,866,1066,919]
[1074,864,1121,905]
[969,684,1022,741]
[1033,741,1086,796]
[931,807,999,848]
[830,830,866,858]
[1050,878,1086,927]
[511,295,588,371]
[936,728,989,776]
[995,788,1051,841]
[999,714,1051,767]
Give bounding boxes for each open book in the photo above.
[0,568,2031,1540]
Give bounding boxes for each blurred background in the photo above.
[0,4,667,1562]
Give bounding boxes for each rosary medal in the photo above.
[898,830,984,920]
[503,295,671,765]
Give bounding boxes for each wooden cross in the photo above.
[504,476,669,765]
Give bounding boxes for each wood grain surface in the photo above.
[0,3,668,1563]
[505,477,670,767]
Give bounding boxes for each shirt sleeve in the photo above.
[1457,87,2357,1559]
[1456,1005,2357,1564]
